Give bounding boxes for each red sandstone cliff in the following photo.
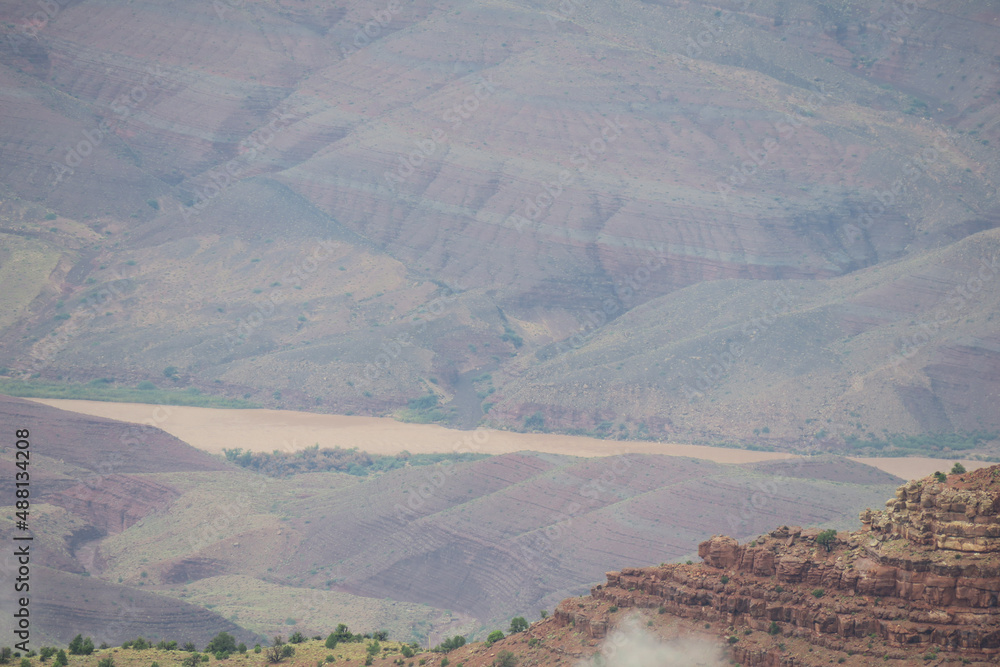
[550,465,1000,666]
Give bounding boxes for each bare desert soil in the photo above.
[28,399,990,478]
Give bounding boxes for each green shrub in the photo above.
[524,412,545,431]
[812,589,825,598]
[508,617,528,634]
[485,631,504,647]
[816,529,837,552]
[206,633,237,654]
[951,462,967,475]
[768,622,780,636]
[492,652,517,667]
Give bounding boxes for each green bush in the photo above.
[97,658,115,667]
[508,617,528,634]
[951,462,967,474]
[432,637,466,653]
[816,529,837,552]
[492,651,517,667]
[206,633,237,654]
[485,631,504,647]
[768,622,780,636]
[524,412,545,431]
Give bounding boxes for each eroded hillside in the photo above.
[0,0,997,444]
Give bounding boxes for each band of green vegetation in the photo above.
[0,378,257,409]
[223,445,489,477]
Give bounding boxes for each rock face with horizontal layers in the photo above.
[862,473,1000,552]
[558,465,1000,665]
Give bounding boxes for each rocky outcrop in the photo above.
[556,466,1000,664]
[862,471,1000,552]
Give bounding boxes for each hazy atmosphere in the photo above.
[1,0,999,665]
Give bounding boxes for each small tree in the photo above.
[539,610,548,619]
[81,639,94,656]
[816,529,837,552]
[288,633,306,645]
[68,637,83,656]
[265,637,289,664]
[182,654,201,667]
[324,634,338,650]
[508,617,528,634]
[951,462,967,475]
[933,471,947,483]
[97,658,115,667]
[53,653,67,667]
[485,631,504,647]
[206,633,237,654]
[492,651,517,667]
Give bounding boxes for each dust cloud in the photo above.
[578,616,725,667]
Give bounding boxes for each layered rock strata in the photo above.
[555,466,1000,665]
